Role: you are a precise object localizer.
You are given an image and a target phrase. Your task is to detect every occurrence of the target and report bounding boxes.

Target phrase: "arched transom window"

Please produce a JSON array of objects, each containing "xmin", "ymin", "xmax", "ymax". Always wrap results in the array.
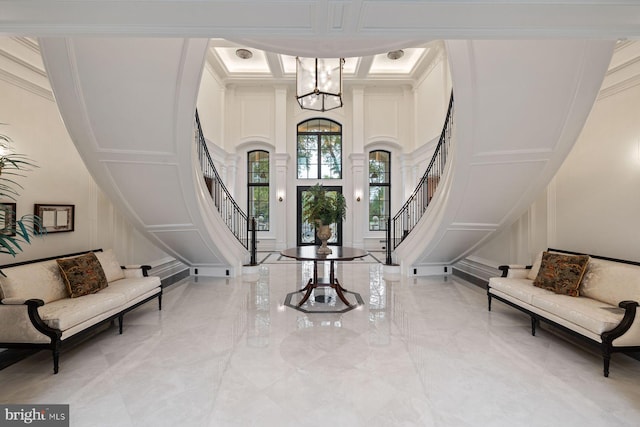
[{"xmin": 297, "ymin": 118, "xmax": 342, "ymax": 179}]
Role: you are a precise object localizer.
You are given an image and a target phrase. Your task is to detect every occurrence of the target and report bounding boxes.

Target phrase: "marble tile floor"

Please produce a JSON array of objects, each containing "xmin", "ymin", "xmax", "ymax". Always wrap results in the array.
[{"xmin": 1, "ymin": 262, "xmax": 640, "ymax": 427}]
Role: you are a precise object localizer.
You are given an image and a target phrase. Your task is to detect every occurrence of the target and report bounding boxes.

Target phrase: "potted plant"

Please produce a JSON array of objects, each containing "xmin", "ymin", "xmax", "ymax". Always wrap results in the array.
[
  {"xmin": 0, "ymin": 127, "xmax": 43, "ymax": 258},
  {"xmin": 302, "ymin": 184, "xmax": 346, "ymax": 254}
]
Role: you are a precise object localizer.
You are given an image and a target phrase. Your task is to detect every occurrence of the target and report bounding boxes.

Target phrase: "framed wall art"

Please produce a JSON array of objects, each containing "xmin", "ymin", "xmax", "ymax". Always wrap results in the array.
[
  {"xmin": 0, "ymin": 202, "xmax": 17, "ymax": 236},
  {"xmin": 34, "ymin": 204, "xmax": 75, "ymax": 233}
]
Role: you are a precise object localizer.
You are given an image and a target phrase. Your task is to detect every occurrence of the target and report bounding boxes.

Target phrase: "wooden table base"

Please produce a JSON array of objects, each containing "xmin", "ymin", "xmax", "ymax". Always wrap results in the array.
[{"xmin": 297, "ymin": 277, "xmax": 352, "ymax": 307}]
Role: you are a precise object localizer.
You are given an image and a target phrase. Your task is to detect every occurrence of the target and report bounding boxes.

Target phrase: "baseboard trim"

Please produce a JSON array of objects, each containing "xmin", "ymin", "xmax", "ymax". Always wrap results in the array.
[
  {"xmin": 160, "ymin": 268, "xmax": 189, "ymax": 288},
  {"xmin": 452, "ymin": 267, "xmax": 488, "ymax": 290}
]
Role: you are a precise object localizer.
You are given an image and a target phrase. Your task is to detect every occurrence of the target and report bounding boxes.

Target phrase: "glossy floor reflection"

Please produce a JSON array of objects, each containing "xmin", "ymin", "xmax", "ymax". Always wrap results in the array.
[{"xmin": 1, "ymin": 262, "xmax": 640, "ymax": 426}]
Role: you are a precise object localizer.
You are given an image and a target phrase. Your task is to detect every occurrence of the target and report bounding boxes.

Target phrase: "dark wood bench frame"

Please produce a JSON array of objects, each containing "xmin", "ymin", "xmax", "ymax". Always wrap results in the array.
[
  {"xmin": 488, "ymin": 248, "xmax": 640, "ymax": 377},
  {"xmin": 0, "ymin": 249, "xmax": 162, "ymax": 374}
]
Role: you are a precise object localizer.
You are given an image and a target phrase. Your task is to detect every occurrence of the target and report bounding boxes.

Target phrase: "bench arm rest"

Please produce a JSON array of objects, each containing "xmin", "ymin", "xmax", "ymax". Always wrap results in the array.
[
  {"xmin": 498, "ymin": 264, "xmax": 532, "ymax": 279},
  {"xmin": 121, "ymin": 265, "xmax": 152, "ymax": 278},
  {"xmin": 604, "ymin": 300, "xmax": 640, "ymax": 347},
  {"xmin": 1, "ymin": 298, "xmax": 27, "ymax": 305},
  {"xmin": 0, "ymin": 299, "xmax": 59, "ymax": 344}
]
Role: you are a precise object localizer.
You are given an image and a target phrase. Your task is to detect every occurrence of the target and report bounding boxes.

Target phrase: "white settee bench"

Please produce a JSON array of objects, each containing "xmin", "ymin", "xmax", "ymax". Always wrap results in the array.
[
  {"xmin": 488, "ymin": 248, "xmax": 640, "ymax": 377},
  {"xmin": 0, "ymin": 249, "xmax": 162, "ymax": 373}
]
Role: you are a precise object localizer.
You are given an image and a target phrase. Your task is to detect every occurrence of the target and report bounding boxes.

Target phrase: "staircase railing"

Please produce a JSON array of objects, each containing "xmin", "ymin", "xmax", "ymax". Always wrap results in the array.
[
  {"xmin": 195, "ymin": 111, "xmax": 253, "ymax": 254},
  {"xmin": 386, "ymin": 92, "xmax": 454, "ymax": 264}
]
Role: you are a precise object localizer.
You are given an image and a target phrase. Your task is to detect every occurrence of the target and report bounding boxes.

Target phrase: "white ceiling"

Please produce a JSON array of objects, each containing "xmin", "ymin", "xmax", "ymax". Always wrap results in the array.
[
  {"xmin": 3, "ymin": 1, "xmax": 640, "ymax": 93},
  {"xmin": 2, "ymin": 1, "xmax": 640, "ymax": 57}
]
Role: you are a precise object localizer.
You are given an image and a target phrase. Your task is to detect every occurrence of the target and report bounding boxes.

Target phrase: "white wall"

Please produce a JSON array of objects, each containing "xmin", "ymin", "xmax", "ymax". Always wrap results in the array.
[
  {"xmin": 415, "ymin": 57, "xmax": 451, "ymax": 149},
  {"xmin": 197, "ymin": 62, "xmax": 225, "ymax": 147},
  {"xmin": 0, "ymin": 77, "xmax": 169, "ymax": 267},
  {"xmin": 553, "ymin": 82, "xmax": 640, "ymax": 260},
  {"xmin": 471, "ymin": 42, "xmax": 640, "ymax": 267}
]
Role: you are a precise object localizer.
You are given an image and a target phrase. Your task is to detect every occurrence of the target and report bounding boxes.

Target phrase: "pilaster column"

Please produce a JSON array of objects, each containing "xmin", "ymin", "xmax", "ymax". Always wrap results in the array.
[
  {"xmin": 401, "ymin": 153, "xmax": 416, "ymax": 201},
  {"xmin": 224, "ymin": 84, "xmax": 236, "ymax": 152},
  {"xmin": 350, "ymin": 86, "xmax": 365, "ymax": 247},
  {"xmin": 224, "ymin": 153, "xmax": 238, "ymax": 196},
  {"xmin": 274, "ymin": 86, "xmax": 287, "ymax": 153},
  {"xmin": 274, "ymin": 153, "xmax": 290, "ymax": 249},
  {"xmin": 273, "ymin": 86, "xmax": 289, "ymax": 249},
  {"xmin": 350, "ymin": 153, "xmax": 365, "ymax": 248},
  {"xmin": 351, "ymin": 86, "xmax": 364, "ymax": 154}
]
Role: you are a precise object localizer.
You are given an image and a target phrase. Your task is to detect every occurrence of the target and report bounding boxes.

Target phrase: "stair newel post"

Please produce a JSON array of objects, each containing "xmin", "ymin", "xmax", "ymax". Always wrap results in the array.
[
  {"xmin": 250, "ymin": 216, "xmax": 257, "ymax": 266},
  {"xmin": 386, "ymin": 217, "xmax": 393, "ymax": 265}
]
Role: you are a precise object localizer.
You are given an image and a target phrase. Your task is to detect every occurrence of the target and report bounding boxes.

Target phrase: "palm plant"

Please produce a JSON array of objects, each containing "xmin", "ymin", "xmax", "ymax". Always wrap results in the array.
[{"xmin": 0, "ymin": 128, "xmax": 43, "ymax": 257}]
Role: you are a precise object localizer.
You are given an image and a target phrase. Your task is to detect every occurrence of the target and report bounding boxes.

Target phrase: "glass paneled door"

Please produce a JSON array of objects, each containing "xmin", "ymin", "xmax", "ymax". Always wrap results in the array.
[{"xmin": 297, "ymin": 186, "xmax": 343, "ymax": 247}]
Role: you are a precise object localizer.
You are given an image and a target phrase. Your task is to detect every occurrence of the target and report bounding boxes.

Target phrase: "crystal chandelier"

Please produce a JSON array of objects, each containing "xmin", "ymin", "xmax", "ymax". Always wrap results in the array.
[{"xmin": 296, "ymin": 57, "xmax": 344, "ymax": 112}]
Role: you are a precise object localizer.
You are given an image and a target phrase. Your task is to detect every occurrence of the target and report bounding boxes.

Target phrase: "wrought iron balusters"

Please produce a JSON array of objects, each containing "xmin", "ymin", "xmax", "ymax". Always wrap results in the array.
[{"xmin": 387, "ymin": 92, "xmax": 454, "ymax": 262}]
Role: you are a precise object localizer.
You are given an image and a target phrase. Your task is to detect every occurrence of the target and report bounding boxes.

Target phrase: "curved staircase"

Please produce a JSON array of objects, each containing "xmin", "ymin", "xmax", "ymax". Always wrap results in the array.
[
  {"xmin": 394, "ymin": 40, "xmax": 615, "ymax": 275},
  {"xmin": 39, "ymin": 38, "xmax": 249, "ymax": 276},
  {"xmin": 39, "ymin": 37, "xmax": 614, "ymax": 276}
]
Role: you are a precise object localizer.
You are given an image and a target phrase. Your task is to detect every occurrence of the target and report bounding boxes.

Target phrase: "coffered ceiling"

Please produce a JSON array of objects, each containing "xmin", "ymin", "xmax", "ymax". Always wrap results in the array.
[
  {"xmin": 0, "ymin": 35, "xmax": 442, "ymax": 98},
  {"xmin": 205, "ymin": 38, "xmax": 441, "ymax": 85}
]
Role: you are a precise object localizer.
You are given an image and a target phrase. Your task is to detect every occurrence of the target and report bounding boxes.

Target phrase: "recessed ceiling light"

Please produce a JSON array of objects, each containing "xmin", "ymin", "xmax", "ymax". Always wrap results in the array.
[
  {"xmin": 387, "ymin": 50, "xmax": 404, "ymax": 60},
  {"xmin": 235, "ymin": 48, "xmax": 253, "ymax": 60}
]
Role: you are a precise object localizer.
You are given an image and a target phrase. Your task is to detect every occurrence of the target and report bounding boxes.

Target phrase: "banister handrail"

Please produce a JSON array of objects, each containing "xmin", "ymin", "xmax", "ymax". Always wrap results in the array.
[
  {"xmin": 387, "ymin": 91, "xmax": 454, "ymax": 263},
  {"xmin": 195, "ymin": 111, "xmax": 250, "ymax": 251}
]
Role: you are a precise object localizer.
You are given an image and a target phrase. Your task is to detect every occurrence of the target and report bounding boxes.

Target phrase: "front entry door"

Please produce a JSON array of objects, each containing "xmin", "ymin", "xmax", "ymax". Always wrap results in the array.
[{"xmin": 297, "ymin": 186, "xmax": 343, "ymax": 247}]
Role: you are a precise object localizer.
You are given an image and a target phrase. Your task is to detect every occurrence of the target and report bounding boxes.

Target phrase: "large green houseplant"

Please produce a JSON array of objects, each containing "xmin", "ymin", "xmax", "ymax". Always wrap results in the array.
[
  {"xmin": 0, "ymin": 128, "xmax": 43, "ymax": 257},
  {"xmin": 302, "ymin": 184, "xmax": 346, "ymax": 254}
]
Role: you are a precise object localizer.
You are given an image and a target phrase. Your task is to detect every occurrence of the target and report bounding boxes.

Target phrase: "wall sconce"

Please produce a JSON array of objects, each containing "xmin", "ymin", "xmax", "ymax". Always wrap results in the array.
[
  {"xmin": 355, "ymin": 191, "xmax": 362, "ymax": 202},
  {"xmin": 277, "ymin": 191, "xmax": 285, "ymax": 202},
  {"xmin": 279, "ymin": 196, "xmax": 284, "ymax": 202}
]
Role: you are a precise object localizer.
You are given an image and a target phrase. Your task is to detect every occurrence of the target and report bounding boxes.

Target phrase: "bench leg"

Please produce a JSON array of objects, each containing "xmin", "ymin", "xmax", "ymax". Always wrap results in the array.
[
  {"xmin": 52, "ymin": 341, "xmax": 60, "ymax": 374},
  {"xmin": 531, "ymin": 316, "xmax": 537, "ymax": 336},
  {"xmin": 118, "ymin": 315, "xmax": 124, "ymax": 334},
  {"xmin": 487, "ymin": 293, "xmax": 492, "ymax": 311},
  {"xmin": 158, "ymin": 293, "xmax": 162, "ymax": 311},
  {"xmin": 602, "ymin": 344, "xmax": 611, "ymax": 377}
]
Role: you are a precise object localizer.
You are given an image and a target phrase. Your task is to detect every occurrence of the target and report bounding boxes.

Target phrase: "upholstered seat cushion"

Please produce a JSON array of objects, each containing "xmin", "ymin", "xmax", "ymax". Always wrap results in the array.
[
  {"xmin": 0, "ymin": 260, "xmax": 69, "ymax": 303},
  {"xmin": 531, "ymin": 294, "xmax": 624, "ymax": 335},
  {"xmin": 99, "ymin": 277, "xmax": 161, "ymax": 302},
  {"xmin": 489, "ymin": 277, "xmax": 552, "ymax": 305},
  {"xmin": 38, "ymin": 292, "xmax": 127, "ymax": 330}
]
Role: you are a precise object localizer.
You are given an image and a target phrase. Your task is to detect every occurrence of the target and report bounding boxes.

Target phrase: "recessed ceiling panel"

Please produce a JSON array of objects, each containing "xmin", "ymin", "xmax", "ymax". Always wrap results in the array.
[
  {"xmin": 105, "ymin": 162, "xmax": 193, "ymax": 226},
  {"xmin": 150, "ymin": 229, "xmax": 225, "ymax": 265},
  {"xmin": 415, "ymin": 229, "xmax": 493, "ymax": 265},
  {"xmin": 281, "ymin": 55, "xmax": 358, "ymax": 75},
  {"xmin": 71, "ymin": 38, "xmax": 183, "ymax": 154},
  {"xmin": 214, "ymin": 47, "xmax": 270, "ymax": 74},
  {"xmin": 454, "ymin": 161, "xmax": 546, "ymax": 225},
  {"xmin": 370, "ymin": 48, "xmax": 426, "ymax": 74}
]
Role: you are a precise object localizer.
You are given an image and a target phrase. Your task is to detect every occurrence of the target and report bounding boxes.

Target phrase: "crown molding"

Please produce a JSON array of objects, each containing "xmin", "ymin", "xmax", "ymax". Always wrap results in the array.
[
  {"xmin": 0, "ymin": 67, "xmax": 53, "ymax": 101},
  {"xmin": 598, "ymin": 73, "xmax": 640, "ymax": 100}
]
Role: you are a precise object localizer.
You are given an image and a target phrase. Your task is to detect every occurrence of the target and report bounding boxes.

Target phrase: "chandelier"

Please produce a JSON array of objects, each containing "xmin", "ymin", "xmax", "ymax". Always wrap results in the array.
[{"xmin": 296, "ymin": 57, "xmax": 344, "ymax": 112}]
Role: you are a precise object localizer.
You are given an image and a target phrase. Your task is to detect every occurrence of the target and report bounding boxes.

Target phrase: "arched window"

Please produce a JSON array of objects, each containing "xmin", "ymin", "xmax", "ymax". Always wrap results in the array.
[
  {"xmin": 248, "ymin": 150, "xmax": 269, "ymax": 231},
  {"xmin": 297, "ymin": 118, "xmax": 342, "ymax": 179},
  {"xmin": 369, "ymin": 150, "xmax": 390, "ymax": 231}
]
